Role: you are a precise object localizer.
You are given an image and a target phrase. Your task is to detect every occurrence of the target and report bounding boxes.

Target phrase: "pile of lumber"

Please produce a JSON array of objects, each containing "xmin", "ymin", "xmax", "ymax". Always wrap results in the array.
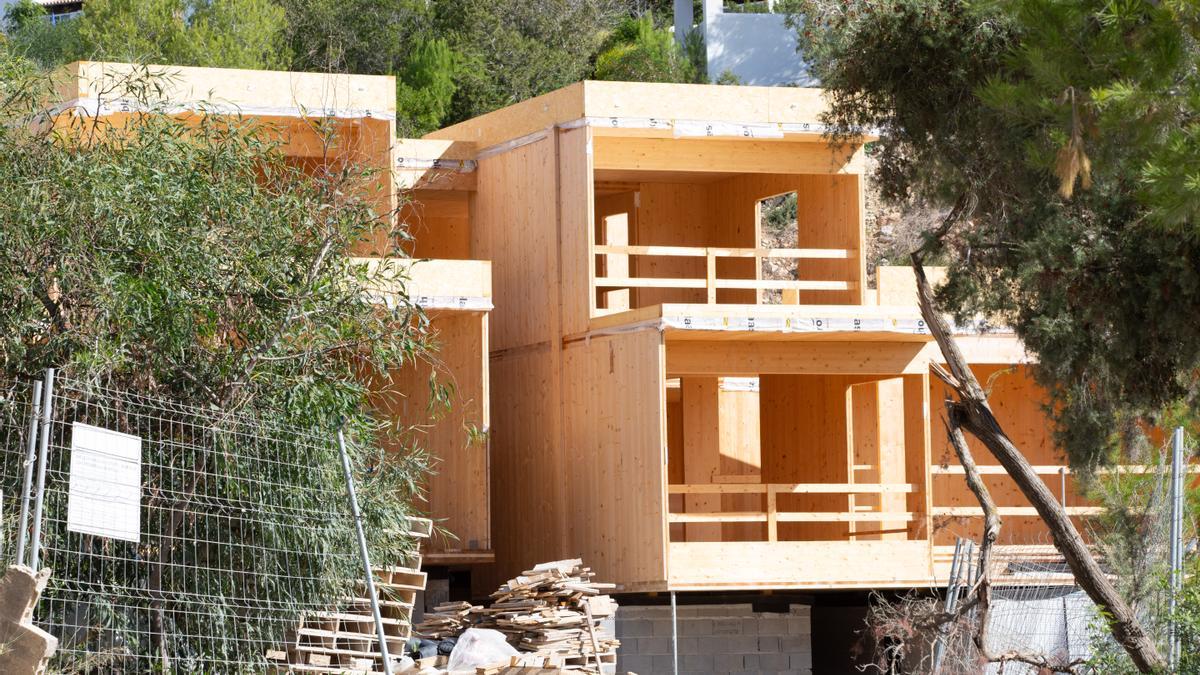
[
  {"xmin": 472, "ymin": 559, "xmax": 618, "ymax": 672},
  {"xmin": 414, "ymin": 601, "xmax": 480, "ymax": 639}
]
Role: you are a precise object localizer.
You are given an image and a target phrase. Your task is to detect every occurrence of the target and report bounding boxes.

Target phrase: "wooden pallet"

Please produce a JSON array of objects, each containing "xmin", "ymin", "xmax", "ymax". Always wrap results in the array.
[{"xmin": 269, "ymin": 518, "xmax": 431, "ymax": 674}]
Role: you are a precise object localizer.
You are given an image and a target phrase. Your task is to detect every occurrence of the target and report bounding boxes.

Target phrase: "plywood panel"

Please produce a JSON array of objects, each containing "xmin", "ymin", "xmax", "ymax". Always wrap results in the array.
[
  {"xmin": 470, "ymin": 137, "xmax": 560, "ymax": 351},
  {"xmin": 561, "ymin": 329, "xmax": 668, "ymax": 587}
]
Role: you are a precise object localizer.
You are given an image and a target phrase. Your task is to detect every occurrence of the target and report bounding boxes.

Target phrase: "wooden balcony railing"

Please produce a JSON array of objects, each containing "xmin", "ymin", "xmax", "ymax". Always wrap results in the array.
[
  {"xmin": 594, "ymin": 245, "xmax": 856, "ymax": 303},
  {"xmin": 667, "ymin": 482, "xmax": 914, "ymax": 542},
  {"xmin": 929, "ymin": 463, "xmax": 1200, "ymax": 519}
]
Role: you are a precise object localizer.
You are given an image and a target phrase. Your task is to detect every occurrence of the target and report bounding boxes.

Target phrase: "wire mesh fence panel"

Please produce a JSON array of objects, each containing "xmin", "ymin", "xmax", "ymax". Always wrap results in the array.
[
  {"xmin": 0, "ymin": 379, "xmax": 38, "ymax": 567},
  {"xmin": 18, "ymin": 374, "xmax": 373, "ymax": 674}
]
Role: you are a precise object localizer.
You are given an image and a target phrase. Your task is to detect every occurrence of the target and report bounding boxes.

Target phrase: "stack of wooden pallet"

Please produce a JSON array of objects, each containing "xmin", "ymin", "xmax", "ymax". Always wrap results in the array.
[
  {"xmin": 414, "ymin": 601, "xmax": 480, "ymax": 639},
  {"xmin": 267, "ymin": 517, "xmax": 433, "ymax": 674},
  {"xmin": 472, "ymin": 559, "xmax": 619, "ymax": 672}
]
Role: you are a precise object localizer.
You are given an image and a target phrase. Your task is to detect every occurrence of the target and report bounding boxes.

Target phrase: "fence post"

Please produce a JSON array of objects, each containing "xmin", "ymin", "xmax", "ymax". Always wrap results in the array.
[
  {"xmin": 1168, "ymin": 426, "xmax": 1184, "ymax": 670},
  {"xmin": 28, "ymin": 368, "xmax": 55, "ymax": 570},
  {"xmin": 14, "ymin": 379, "xmax": 42, "ymax": 566},
  {"xmin": 337, "ymin": 425, "xmax": 394, "ymax": 675}
]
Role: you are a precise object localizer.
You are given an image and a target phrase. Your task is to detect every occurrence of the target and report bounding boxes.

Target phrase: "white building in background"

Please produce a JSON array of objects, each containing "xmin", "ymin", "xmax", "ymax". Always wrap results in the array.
[{"xmin": 675, "ymin": 0, "xmax": 815, "ymax": 86}]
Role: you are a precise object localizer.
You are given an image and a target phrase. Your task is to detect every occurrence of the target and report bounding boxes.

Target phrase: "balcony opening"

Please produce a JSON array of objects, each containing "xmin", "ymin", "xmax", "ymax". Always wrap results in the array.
[
  {"xmin": 757, "ymin": 191, "xmax": 798, "ymax": 304},
  {"xmin": 665, "ymin": 373, "xmax": 923, "ymax": 545},
  {"xmin": 590, "ymin": 169, "xmax": 861, "ymax": 317}
]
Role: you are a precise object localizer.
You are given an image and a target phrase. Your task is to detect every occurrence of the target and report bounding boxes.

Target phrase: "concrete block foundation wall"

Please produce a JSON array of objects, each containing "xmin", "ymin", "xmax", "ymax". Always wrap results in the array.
[{"xmin": 614, "ymin": 602, "xmax": 812, "ymax": 674}]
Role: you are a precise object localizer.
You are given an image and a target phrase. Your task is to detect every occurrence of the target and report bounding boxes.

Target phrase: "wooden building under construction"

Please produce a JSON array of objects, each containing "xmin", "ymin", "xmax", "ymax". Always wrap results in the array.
[
  {"xmin": 412, "ymin": 80, "xmax": 1102, "ymax": 594},
  {"xmin": 50, "ymin": 61, "xmax": 1141, "ymax": 670}
]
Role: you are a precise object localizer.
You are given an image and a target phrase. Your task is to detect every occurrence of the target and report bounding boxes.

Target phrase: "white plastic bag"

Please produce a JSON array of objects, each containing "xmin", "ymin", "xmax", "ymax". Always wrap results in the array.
[{"xmin": 445, "ymin": 628, "xmax": 519, "ymax": 671}]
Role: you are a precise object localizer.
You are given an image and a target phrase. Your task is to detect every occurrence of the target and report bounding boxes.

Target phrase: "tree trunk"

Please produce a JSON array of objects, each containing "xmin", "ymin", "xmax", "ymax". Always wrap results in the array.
[{"xmin": 911, "ymin": 255, "xmax": 1166, "ymax": 673}]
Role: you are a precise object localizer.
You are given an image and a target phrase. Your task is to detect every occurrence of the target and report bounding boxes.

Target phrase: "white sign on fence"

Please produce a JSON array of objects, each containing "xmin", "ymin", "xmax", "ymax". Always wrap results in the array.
[{"xmin": 67, "ymin": 422, "xmax": 142, "ymax": 542}]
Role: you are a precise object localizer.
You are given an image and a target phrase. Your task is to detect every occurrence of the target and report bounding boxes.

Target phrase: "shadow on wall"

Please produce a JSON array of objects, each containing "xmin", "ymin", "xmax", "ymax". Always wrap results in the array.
[{"xmin": 705, "ymin": 13, "xmax": 816, "ymax": 86}]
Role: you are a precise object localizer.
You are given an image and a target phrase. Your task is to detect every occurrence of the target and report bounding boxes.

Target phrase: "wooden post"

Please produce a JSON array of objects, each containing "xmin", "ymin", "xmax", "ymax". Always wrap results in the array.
[
  {"xmin": 766, "ymin": 485, "xmax": 778, "ymax": 542},
  {"xmin": 705, "ymin": 249, "xmax": 717, "ymax": 304}
]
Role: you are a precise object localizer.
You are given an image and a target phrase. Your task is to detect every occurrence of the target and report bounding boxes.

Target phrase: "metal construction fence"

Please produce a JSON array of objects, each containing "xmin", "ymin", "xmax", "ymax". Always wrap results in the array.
[{"xmin": 0, "ymin": 370, "xmax": 394, "ymax": 673}]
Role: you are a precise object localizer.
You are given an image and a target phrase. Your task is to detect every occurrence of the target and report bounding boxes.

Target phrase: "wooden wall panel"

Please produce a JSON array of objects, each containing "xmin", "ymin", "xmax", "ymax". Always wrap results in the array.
[
  {"xmin": 481, "ymin": 346, "xmax": 567, "ymax": 593},
  {"xmin": 594, "ymin": 191, "xmax": 636, "ymax": 311},
  {"xmin": 760, "ymin": 375, "xmax": 874, "ymax": 540},
  {"xmin": 681, "ymin": 378, "xmax": 723, "ymax": 541},
  {"xmin": 400, "ymin": 190, "xmax": 471, "ymax": 259},
  {"xmin": 929, "ymin": 365, "xmax": 1072, "ymax": 546},
  {"xmin": 904, "ymin": 373, "xmax": 933, "ymax": 542},
  {"xmin": 371, "ymin": 312, "xmax": 490, "ymax": 555},
  {"xmin": 718, "ymin": 387, "xmax": 764, "ymax": 541},
  {"xmin": 470, "ymin": 137, "xmax": 560, "ymax": 351},
  {"xmin": 561, "ymin": 329, "xmax": 669, "ymax": 588},
  {"xmin": 631, "ymin": 183, "xmax": 710, "ymax": 305},
  {"xmin": 557, "ymin": 127, "xmax": 594, "ymax": 338},
  {"xmin": 795, "ymin": 174, "xmax": 862, "ymax": 305},
  {"xmin": 877, "ymin": 378, "xmax": 910, "ymax": 540}
]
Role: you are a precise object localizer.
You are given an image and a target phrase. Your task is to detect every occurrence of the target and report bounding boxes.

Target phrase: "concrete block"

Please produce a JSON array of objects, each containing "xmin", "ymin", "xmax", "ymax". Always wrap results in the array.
[
  {"xmin": 723, "ymin": 636, "xmax": 760, "ymax": 653},
  {"xmin": 789, "ymin": 604, "xmax": 812, "ymax": 616},
  {"xmin": 713, "ymin": 653, "xmax": 745, "ymax": 671},
  {"xmin": 619, "ymin": 654, "xmax": 653, "ymax": 674},
  {"xmin": 620, "ymin": 605, "xmax": 672, "ymax": 620},
  {"xmin": 757, "ymin": 635, "xmax": 781, "ymax": 653},
  {"xmin": 619, "ymin": 619, "xmax": 655, "ymax": 638},
  {"xmin": 652, "ymin": 619, "xmax": 677, "ymax": 637},
  {"xmin": 758, "ymin": 617, "xmax": 791, "ymax": 635},
  {"xmin": 791, "ymin": 652, "xmax": 814, "ymax": 670},
  {"xmin": 681, "ymin": 654, "xmax": 713, "ymax": 671},
  {"xmin": 680, "ymin": 619, "xmax": 713, "ymax": 636},
  {"xmin": 638, "ymin": 637, "xmax": 671, "ymax": 655},
  {"xmin": 712, "ymin": 617, "xmax": 742, "ymax": 635},
  {"xmin": 696, "ymin": 637, "xmax": 729, "ymax": 655},
  {"xmin": 781, "ymin": 636, "xmax": 811, "ymax": 652},
  {"xmin": 741, "ymin": 654, "xmax": 759, "ymax": 670},
  {"xmin": 678, "ymin": 637, "xmax": 700, "ymax": 653},
  {"xmin": 787, "ymin": 616, "xmax": 812, "ymax": 635},
  {"xmin": 652, "ymin": 654, "xmax": 676, "ymax": 672},
  {"xmin": 759, "ymin": 652, "xmax": 791, "ymax": 670}
]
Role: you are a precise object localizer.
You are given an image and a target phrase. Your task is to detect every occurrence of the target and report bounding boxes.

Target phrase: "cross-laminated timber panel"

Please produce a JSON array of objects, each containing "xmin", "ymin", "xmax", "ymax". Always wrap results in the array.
[
  {"xmin": 424, "ymin": 81, "xmax": 832, "ymax": 149},
  {"xmin": 369, "ymin": 310, "xmax": 491, "ymax": 561},
  {"xmin": 560, "ymin": 328, "xmax": 670, "ymax": 589}
]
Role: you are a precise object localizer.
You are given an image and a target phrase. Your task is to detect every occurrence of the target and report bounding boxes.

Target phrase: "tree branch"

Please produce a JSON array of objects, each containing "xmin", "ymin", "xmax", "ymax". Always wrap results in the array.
[{"xmin": 911, "ymin": 254, "xmax": 1166, "ymax": 672}]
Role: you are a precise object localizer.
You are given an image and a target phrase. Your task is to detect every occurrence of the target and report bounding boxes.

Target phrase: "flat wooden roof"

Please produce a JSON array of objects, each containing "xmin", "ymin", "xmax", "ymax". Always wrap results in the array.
[
  {"xmin": 55, "ymin": 61, "xmax": 396, "ymax": 118},
  {"xmin": 424, "ymin": 80, "xmax": 839, "ymax": 148}
]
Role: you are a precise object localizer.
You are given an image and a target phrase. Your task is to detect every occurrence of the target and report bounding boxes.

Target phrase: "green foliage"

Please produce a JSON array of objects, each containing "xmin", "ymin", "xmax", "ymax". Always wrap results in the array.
[
  {"xmin": 594, "ymin": 14, "xmax": 699, "ymax": 83},
  {"xmin": 785, "ymin": 0, "xmax": 1200, "ymax": 470},
  {"xmin": 0, "ymin": 49, "xmax": 433, "ymax": 664},
  {"xmin": 276, "ymin": 0, "xmax": 429, "ymax": 74},
  {"xmin": 432, "ymin": 0, "xmax": 626, "ymax": 123},
  {"xmin": 2, "ymin": 0, "xmax": 84, "ymax": 68},
  {"xmin": 4, "ymin": 0, "xmax": 288, "ymax": 69},
  {"xmin": 395, "ymin": 37, "xmax": 457, "ymax": 136}
]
